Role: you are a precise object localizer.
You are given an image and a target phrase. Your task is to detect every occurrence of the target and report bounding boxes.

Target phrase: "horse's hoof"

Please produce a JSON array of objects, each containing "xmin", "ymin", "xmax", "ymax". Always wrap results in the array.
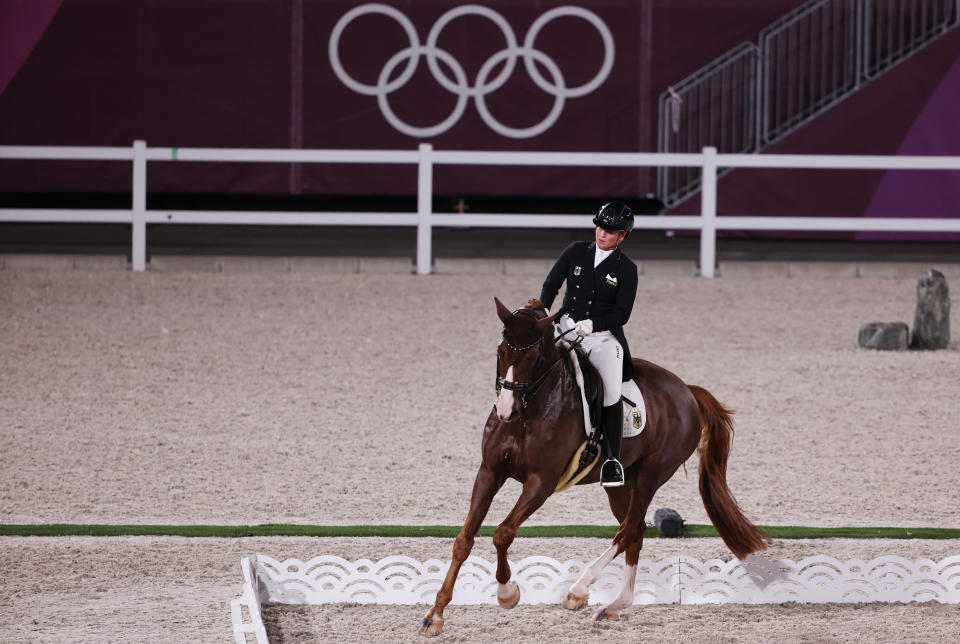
[
  {"xmin": 419, "ymin": 616, "xmax": 444, "ymax": 637},
  {"xmin": 497, "ymin": 581, "xmax": 521, "ymax": 609},
  {"xmin": 592, "ymin": 608, "xmax": 620, "ymax": 623},
  {"xmin": 562, "ymin": 592, "xmax": 589, "ymax": 611}
]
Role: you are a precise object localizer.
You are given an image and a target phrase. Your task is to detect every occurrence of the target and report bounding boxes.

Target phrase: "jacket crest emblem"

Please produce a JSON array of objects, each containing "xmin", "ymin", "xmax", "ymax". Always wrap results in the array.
[{"xmin": 573, "ymin": 266, "xmax": 582, "ymax": 276}]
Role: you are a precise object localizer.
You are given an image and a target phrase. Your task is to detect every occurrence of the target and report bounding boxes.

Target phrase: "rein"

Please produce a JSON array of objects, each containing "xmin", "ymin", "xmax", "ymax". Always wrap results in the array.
[{"xmin": 497, "ymin": 326, "xmax": 583, "ymax": 408}]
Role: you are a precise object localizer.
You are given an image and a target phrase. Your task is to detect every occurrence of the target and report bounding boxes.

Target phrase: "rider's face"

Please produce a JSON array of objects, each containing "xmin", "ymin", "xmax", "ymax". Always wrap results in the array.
[{"xmin": 595, "ymin": 227, "xmax": 625, "ymax": 251}]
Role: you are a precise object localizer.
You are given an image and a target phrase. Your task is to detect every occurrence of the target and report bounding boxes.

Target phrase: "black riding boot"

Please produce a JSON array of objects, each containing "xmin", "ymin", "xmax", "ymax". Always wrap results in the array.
[{"xmin": 600, "ymin": 401, "xmax": 625, "ymax": 487}]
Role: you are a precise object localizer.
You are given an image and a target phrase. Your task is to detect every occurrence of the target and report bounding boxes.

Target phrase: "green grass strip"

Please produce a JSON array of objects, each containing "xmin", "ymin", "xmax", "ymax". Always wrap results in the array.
[{"xmin": 2, "ymin": 524, "xmax": 960, "ymax": 539}]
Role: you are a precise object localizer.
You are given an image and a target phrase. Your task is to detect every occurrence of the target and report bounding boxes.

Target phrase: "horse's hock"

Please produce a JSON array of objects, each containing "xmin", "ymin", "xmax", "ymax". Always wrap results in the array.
[{"xmin": 910, "ymin": 268, "xmax": 951, "ymax": 350}]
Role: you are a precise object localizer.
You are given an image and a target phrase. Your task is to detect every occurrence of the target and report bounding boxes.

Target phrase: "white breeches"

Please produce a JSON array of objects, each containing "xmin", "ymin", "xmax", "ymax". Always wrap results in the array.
[{"xmin": 557, "ymin": 314, "xmax": 623, "ymax": 406}]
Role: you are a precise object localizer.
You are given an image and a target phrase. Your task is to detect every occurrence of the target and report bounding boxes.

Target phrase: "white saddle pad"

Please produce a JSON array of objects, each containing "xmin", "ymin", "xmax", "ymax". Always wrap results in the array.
[
  {"xmin": 560, "ymin": 339, "xmax": 646, "ymax": 438},
  {"xmin": 621, "ymin": 379, "xmax": 646, "ymax": 438}
]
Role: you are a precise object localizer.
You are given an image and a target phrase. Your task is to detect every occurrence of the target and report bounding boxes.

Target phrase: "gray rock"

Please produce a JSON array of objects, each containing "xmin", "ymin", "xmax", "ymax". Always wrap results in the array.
[
  {"xmin": 653, "ymin": 507, "xmax": 684, "ymax": 537},
  {"xmin": 910, "ymin": 269, "xmax": 951, "ymax": 350},
  {"xmin": 858, "ymin": 322, "xmax": 909, "ymax": 351}
]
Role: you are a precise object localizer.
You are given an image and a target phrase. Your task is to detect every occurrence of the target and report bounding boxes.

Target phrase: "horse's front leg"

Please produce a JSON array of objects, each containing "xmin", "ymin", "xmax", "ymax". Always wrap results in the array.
[
  {"xmin": 420, "ymin": 465, "xmax": 502, "ymax": 637},
  {"xmin": 593, "ymin": 475, "xmax": 656, "ymax": 623},
  {"xmin": 493, "ymin": 474, "xmax": 554, "ymax": 610}
]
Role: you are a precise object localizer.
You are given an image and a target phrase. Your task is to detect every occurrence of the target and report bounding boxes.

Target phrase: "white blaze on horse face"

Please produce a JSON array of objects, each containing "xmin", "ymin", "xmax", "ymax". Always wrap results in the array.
[{"xmin": 496, "ymin": 365, "xmax": 516, "ymax": 420}]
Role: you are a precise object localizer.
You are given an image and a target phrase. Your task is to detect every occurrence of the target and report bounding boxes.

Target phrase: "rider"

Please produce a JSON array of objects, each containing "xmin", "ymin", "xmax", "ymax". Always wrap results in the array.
[{"xmin": 539, "ymin": 201, "xmax": 638, "ymax": 487}]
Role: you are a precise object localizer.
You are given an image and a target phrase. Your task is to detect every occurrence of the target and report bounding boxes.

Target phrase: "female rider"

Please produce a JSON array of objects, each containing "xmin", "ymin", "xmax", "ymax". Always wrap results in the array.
[{"xmin": 539, "ymin": 201, "xmax": 638, "ymax": 487}]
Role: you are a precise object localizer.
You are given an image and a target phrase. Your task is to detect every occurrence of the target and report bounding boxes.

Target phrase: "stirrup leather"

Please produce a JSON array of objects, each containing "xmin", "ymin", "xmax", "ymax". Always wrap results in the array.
[{"xmin": 600, "ymin": 458, "xmax": 625, "ymax": 487}]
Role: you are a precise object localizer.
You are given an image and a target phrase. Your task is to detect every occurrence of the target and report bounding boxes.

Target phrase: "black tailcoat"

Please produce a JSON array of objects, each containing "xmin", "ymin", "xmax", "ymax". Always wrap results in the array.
[{"xmin": 539, "ymin": 241, "xmax": 638, "ymax": 381}]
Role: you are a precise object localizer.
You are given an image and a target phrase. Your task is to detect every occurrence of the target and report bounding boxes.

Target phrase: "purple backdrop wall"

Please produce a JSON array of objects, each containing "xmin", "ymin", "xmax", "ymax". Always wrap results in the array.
[
  {"xmin": 0, "ymin": 0, "xmax": 62, "ymax": 96},
  {"xmin": 0, "ymin": 0, "xmax": 797, "ymax": 198},
  {"xmin": 0, "ymin": 0, "xmax": 956, "ymax": 236}
]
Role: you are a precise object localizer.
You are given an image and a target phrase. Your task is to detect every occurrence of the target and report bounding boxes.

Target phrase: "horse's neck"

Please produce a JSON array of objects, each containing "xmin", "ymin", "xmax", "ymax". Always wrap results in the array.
[
  {"xmin": 541, "ymin": 332, "xmax": 561, "ymax": 364},
  {"xmin": 542, "ymin": 336, "xmax": 578, "ymax": 393}
]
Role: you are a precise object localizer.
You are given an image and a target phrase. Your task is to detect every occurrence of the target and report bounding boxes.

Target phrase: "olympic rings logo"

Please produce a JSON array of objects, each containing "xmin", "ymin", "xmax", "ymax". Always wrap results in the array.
[{"xmin": 329, "ymin": 4, "xmax": 615, "ymax": 139}]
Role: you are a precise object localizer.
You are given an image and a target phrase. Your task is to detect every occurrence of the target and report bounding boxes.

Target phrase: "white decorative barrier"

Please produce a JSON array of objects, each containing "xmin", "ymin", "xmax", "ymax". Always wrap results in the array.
[
  {"xmin": 231, "ymin": 557, "xmax": 268, "ymax": 644},
  {"xmin": 232, "ymin": 553, "xmax": 960, "ymax": 641}
]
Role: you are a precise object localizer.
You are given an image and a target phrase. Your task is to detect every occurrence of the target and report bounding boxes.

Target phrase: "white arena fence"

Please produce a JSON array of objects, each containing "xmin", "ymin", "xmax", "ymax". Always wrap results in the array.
[
  {"xmin": 231, "ymin": 553, "xmax": 960, "ymax": 643},
  {"xmin": 2, "ymin": 142, "xmax": 959, "ymax": 277}
]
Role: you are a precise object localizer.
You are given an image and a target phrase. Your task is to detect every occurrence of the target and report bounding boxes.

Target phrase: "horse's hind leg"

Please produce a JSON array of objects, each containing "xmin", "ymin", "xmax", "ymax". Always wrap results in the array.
[
  {"xmin": 561, "ymin": 485, "xmax": 632, "ymax": 611},
  {"xmin": 592, "ymin": 530, "xmax": 644, "ymax": 622},
  {"xmin": 421, "ymin": 465, "xmax": 502, "ymax": 637},
  {"xmin": 593, "ymin": 474, "xmax": 658, "ymax": 623},
  {"xmin": 493, "ymin": 474, "xmax": 554, "ymax": 610}
]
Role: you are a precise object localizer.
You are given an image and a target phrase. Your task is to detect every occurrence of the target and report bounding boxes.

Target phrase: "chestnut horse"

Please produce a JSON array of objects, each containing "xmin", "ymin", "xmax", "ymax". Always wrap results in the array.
[{"xmin": 420, "ymin": 298, "xmax": 766, "ymax": 636}]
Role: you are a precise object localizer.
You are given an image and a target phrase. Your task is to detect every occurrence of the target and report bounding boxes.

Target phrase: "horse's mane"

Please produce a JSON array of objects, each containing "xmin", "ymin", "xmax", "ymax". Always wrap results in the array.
[
  {"xmin": 507, "ymin": 299, "xmax": 547, "ymax": 327},
  {"xmin": 524, "ymin": 298, "xmax": 547, "ymax": 316}
]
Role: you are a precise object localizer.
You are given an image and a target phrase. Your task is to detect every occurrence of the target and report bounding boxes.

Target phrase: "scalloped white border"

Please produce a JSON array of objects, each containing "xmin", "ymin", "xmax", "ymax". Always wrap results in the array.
[
  {"xmin": 231, "ymin": 557, "xmax": 268, "ymax": 644},
  {"xmin": 232, "ymin": 554, "xmax": 960, "ymax": 642}
]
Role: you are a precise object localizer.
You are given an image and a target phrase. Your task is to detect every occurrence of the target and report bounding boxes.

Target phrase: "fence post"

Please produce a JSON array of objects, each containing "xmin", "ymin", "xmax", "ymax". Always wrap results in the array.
[
  {"xmin": 131, "ymin": 140, "xmax": 147, "ymax": 272},
  {"xmin": 699, "ymin": 146, "xmax": 717, "ymax": 278},
  {"xmin": 416, "ymin": 143, "xmax": 433, "ymax": 275},
  {"xmin": 755, "ymin": 40, "xmax": 765, "ymax": 149}
]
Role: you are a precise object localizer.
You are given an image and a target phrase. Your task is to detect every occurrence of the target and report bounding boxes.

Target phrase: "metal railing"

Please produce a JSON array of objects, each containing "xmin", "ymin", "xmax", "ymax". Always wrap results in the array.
[
  {"xmin": 658, "ymin": 0, "xmax": 960, "ymax": 206},
  {"xmin": 865, "ymin": 0, "xmax": 960, "ymax": 78},
  {"xmin": 2, "ymin": 142, "xmax": 960, "ymax": 278},
  {"xmin": 760, "ymin": 0, "xmax": 862, "ymax": 145},
  {"xmin": 657, "ymin": 43, "xmax": 761, "ymax": 206}
]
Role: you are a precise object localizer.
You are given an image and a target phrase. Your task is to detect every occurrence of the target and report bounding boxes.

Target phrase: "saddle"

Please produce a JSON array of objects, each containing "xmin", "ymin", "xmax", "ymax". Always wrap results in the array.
[
  {"xmin": 553, "ymin": 341, "xmax": 647, "ymax": 493},
  {"xmin": 566, "ymin": 343, "xmax": 646, "ymax": 439}
]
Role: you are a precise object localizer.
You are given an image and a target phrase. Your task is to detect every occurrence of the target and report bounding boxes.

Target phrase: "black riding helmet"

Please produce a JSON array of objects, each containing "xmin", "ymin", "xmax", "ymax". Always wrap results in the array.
[{"xmin": 592, "ymin": 201, "xmax": 635, "ymax": 237}]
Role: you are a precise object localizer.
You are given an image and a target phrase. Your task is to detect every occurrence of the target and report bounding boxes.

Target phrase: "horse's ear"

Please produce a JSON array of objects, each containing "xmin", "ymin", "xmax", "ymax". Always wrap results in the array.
[
  {"xmin": 494, "ymin": 297, "xmax": 513, "ymax": 323},
  {"xmin": 536, "ymin": 311, "xmax": 559, "ymax": 332}
]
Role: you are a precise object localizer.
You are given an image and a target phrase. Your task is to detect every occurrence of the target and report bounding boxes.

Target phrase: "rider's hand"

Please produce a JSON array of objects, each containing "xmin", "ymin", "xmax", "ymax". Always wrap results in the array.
[{"xmin": 575, "ymin": 319, "xmax": 593, "ymax": 337}]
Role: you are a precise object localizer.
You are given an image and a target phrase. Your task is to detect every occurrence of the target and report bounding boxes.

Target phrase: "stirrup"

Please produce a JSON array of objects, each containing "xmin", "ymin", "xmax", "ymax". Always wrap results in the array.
[{"xmin": 600, "ymin": 458, "xmax": 624, "ymax": 488}]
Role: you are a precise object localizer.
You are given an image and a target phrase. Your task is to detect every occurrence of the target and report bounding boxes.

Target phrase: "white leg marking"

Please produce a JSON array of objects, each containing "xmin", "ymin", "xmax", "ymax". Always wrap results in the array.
[
  {"xmin": 569, "ymin": 544, "xmax": 619, "ymax": 597},
  {"xmin": 497, "ymin": 580, "xmax": 518, "ymax": 600},
  {"xmin": 604, "ymin": 562, "xmax": 637, "ymax": 615},
  {"xmin": 495, "ymin": 365, "xmax": 515, "ymax": 420}
]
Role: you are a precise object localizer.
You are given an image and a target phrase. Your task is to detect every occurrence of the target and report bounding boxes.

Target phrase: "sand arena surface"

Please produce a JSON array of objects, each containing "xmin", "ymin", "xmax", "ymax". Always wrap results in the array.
[{"xmin": 1, "ymin": 267, "xmax": 958, "ymax": 641}]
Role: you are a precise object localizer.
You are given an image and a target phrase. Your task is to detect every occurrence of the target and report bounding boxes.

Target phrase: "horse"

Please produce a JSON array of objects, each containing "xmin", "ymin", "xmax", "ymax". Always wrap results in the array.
[{"xmin": 419, "ymin": 297, "xmax": 767, "ymax": 636}]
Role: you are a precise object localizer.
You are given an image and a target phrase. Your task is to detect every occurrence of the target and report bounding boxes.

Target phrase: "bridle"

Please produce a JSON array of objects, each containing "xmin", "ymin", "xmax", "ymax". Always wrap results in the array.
[{"xmin": 496, "ymin": 314, "xmax": 583, "ymax": 408}]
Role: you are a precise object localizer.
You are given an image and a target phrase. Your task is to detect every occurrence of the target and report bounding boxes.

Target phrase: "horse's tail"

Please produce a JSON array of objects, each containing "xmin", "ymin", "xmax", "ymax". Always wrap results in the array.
[{"xmin": 689, "ymin": 384, "xmax": 767, "ymax": 559}]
